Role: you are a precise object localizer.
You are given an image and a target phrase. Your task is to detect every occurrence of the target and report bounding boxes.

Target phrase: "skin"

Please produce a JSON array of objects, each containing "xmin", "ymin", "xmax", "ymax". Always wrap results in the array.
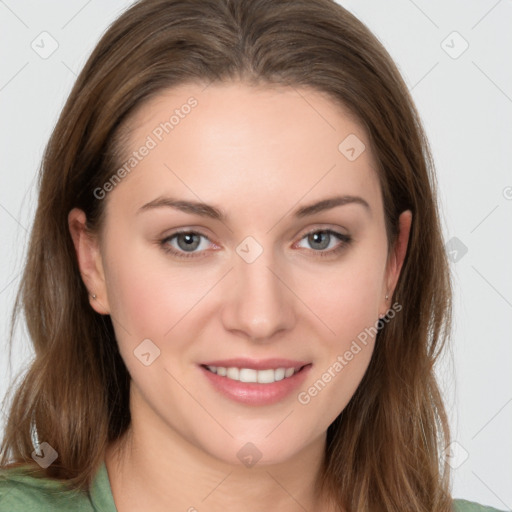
[{"xmin": 69, "ymin": 81, "xmax": 412, "ymax": 512}]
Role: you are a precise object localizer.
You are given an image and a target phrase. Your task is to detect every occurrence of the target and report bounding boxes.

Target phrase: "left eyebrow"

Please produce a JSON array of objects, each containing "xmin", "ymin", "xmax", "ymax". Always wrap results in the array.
[
  {"xmin": 294, "ymin": 195, "xmax": 371, "ymax": 217},
  {"xmin": 136, "ymin": 194, "xmax": 371, "ymax": 221}
]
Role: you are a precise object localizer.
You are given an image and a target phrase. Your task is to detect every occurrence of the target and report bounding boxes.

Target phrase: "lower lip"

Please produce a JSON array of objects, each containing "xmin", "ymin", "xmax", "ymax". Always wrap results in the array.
[{"xmin": 199, "ymin": 365, "xmax": 312, "ymax": 406}]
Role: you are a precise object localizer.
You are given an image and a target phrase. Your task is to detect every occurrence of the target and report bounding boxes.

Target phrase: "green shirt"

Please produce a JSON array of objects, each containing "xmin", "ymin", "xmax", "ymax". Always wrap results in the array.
[
  {"xmin": 0, "ymin": 460, "xmax": 507, "ymax": 511},
  {"xmin": 0, "ymin": 461, "xmax": 115, "ymax": 511}
]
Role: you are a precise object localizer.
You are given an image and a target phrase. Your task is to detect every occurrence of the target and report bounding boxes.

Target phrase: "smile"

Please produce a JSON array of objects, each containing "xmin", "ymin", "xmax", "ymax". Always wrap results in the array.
[
  {"xmin": 204, "ymin": 365, "xmax": 302, "ymax": 384},
  {"xmin": 199, "ymin": 359, "xmax": 312, "ymax": 406}
]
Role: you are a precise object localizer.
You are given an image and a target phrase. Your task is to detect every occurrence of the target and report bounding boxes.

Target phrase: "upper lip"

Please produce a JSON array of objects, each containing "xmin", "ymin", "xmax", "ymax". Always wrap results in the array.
[{"xmin": 200, "ymin": 358, "xmax": 310, "ymax": 370}]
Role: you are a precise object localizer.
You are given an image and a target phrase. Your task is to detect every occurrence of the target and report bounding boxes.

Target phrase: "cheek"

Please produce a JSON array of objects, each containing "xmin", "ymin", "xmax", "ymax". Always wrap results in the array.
[
  {"xmin": 103, "ymin": 225, "xmax": 387, "ymax": 348},
  {"xmin": 291, "ymin": 242, "xmax": 386, "ymax": 415},
  {"xmin": 102, "ymin": 250, "xmax": 211, "ymax": 395},
  {"xmin": 103, "ymin": 238, "xmax": 215, "ymax": 340},
  {"xmin": 296, "ymin": 250, "xmax": 386, "ymax": 342},
  {"xmin": 294, "ymin": 268, "xmax": 382, "ymax": 422},
  {"xmin": 296, "ymin": 343, "xmax": 374, "ymax": 429}
]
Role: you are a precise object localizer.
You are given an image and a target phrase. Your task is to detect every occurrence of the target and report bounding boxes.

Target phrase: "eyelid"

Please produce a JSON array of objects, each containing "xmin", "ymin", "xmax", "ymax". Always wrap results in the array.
[
  {"xmin": 294, "ymin": 223, "xmax": 349, "ymax": 240},
  {"xmin": 159, "ymin": 224, "xmax": 352, "ymax": 259}
]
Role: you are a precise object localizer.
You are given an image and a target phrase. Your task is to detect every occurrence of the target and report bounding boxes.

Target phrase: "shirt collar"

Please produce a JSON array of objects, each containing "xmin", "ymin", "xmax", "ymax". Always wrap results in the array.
[{"xmin": 89, "ymin": 460, "xmax": 118, "ymax": 512}]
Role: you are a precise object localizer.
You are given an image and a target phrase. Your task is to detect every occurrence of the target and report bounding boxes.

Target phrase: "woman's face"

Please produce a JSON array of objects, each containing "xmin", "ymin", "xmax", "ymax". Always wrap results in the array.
[{"xmin": 70, "ymin": 81, "xmax": 410, "ymax": 466}]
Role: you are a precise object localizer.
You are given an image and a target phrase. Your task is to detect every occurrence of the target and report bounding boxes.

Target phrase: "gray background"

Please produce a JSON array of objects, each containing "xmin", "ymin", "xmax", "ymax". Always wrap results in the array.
[{"xmin": 1, "ymin": 0, "xmax": 511, "ymax": 509}]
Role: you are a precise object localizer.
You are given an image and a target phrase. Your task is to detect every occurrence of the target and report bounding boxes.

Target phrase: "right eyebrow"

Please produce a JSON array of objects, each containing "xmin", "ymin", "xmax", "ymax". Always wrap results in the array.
[{"xmin": 137, "ymin": 197, "xmax": 226, "ymax": 221}]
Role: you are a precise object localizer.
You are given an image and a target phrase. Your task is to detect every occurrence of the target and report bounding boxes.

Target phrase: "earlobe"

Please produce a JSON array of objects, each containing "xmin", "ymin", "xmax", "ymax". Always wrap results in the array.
[
  {"xmin": 68, "ymin": 208, "xmax": 110, "ymax": 315},
  {"xmin": 378, "ymin": 210, "xmax": 413, "ymax": 318}
]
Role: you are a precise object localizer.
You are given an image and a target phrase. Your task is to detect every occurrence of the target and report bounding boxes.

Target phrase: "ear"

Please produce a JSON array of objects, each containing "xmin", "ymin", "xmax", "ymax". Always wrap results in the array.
[
  {"xmin": 379, "ymin": 210, "xmax": 412, "ymax": 316},
  {"xmin": 68, "ymin": 208, "xmax": 110, "ymax": 315}
]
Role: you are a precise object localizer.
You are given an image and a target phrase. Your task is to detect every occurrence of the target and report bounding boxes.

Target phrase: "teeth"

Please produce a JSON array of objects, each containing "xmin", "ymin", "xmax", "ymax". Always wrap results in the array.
[
  {"xmin": 257, "ymin": 369, "xmax": 275, "ymax": 384},
  {"xmin": 206, "ymin": 365, "xmax": 300, "ymax": 384},
  {"xmin": 284, "ymin": 367, "xmax": 294, "ymax": 378},
  {"xmin": 274, "ymin": 368, "xmax": 285, "ymax": 381},
  {"xmin": 226, "ymin": 367, "xmax": 239, "ymax": 380},
  {"xmin": 239, "ymin": 368, "xmax": 258, "ymax": 382}
]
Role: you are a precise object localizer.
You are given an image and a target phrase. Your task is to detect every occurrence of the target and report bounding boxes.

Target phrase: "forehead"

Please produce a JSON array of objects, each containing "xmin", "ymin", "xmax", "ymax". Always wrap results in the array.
[{"xmin": 108, "ymin": 81, "xmax": 382, "ymax": 221}]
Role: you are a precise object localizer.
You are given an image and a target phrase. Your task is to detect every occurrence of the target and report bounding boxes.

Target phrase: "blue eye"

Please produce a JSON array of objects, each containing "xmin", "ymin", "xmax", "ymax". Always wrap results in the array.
[
  {"xmin": 160, "ymin": 231, "xmax": 212, "ymax": 259},
  {"xmin": 296, "ymin": 229, "xmax": 352, "ymax": 257},
  {"xmin": 160, "ymin": 229, "xmax": 352, "ymax": 260}
]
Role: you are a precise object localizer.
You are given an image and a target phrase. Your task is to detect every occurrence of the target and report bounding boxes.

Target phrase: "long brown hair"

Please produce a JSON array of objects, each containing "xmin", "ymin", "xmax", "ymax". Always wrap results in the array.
[{"xmin": 0, "ymin": 0, "xmax": 453, "ymax": 510}]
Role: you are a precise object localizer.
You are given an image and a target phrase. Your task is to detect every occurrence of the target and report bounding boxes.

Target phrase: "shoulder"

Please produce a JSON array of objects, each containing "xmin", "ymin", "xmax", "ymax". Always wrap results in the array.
[
  {"xmin": 0, "ymin": 465, "xmax": 94, "ymax": 512},
  {"xmin": 453, "ymin": 498, "xmax": 508, "ymax": 512}
]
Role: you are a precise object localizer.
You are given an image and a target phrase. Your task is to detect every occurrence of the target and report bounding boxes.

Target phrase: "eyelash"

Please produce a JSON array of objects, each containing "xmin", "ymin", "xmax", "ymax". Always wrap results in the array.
[{"xmin": 159, "ymin": 228, "xmax": 352, "ymax": 260}]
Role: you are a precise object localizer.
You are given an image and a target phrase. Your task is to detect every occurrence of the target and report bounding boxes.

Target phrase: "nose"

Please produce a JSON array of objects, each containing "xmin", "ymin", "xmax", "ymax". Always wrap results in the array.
[{"xmin": 220, "ymin": 249, "xmax": 296, "ymax": 343}]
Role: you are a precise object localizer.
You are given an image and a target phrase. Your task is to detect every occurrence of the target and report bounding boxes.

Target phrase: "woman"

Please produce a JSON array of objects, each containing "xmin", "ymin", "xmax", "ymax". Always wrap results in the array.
[{"xmin": 0, "ymin": 0, "xmax": 504, "ymax": 511}]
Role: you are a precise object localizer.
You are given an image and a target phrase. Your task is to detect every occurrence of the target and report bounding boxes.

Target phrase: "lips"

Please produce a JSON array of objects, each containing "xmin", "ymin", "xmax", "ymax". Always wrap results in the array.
[
  {"xmin": 200, "ymin": 358, "xmax": 310, "ymax": 371},
  {"xmin": 198, "ymin": 358, "xmax": 312, "ymax": 406}
]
